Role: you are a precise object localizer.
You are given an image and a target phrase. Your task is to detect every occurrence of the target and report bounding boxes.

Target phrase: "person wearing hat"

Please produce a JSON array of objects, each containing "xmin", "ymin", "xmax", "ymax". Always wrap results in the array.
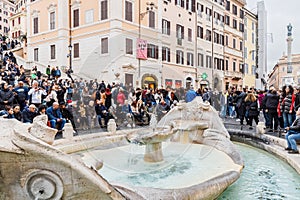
[
  {"xmin": 46, "ymin": 102, "xmax": 66, "ymax": 133},
  {"xmin": 22, "ymin": 104, "xmax": 38, "ymax": 123}
]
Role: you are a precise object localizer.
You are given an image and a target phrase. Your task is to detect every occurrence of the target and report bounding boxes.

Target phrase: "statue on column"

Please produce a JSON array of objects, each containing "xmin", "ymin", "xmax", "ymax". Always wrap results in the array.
[{"xmin": 287, "ymin": 23, "xmax": 293, "ymax": 36}]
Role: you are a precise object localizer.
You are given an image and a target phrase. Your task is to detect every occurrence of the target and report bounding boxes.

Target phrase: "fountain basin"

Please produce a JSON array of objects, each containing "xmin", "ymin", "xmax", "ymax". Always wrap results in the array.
[{"xmin": 77, "ymin": 142, "xmax": 243, "ymax": 199}]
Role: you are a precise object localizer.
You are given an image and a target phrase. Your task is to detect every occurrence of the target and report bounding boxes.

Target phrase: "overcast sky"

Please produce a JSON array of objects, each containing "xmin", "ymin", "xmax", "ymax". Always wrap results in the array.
[{"xmin": 246, "ymin": 0, "xmax": 300, "ymax": 73}]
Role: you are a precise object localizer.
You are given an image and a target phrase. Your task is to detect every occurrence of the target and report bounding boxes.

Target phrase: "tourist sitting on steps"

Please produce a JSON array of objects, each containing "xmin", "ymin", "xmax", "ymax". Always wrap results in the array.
[
  {"xmin": 285, "ymin": 108, "xmax": 300, "ymax": 154},
  {"xmin": 46, "ymin": 102, "xmax": 66, "ymax": 134}
]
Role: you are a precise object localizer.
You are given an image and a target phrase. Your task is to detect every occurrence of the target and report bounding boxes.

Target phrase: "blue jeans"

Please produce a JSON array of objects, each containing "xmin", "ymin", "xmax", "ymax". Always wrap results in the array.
[
  {"xmin": 283, "ymin": 112, "xmax": 293, "ymax": 128},
  {"xmin": 220, "ymin": 104, "xmax": 227, "ymax": 118},
  {"xmin": 286, "ymin": 130, "xmax": 300, "ymax": 150},
  {"xmin": 228, "ymin": 106, "xmax": 234, "ymax": 117},
  {"xmin": 49, "ymin": 118, "xmax": 66, "ymax": 131},
  {"xmin": 263, "ymin": 109, "xmax": 270, "ymax": 127}
]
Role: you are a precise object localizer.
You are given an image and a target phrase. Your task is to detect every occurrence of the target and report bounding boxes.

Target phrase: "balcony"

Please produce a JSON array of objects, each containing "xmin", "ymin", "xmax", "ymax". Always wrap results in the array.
[
  {"xmin": 224, "ymin": 71, "xmax": 244, "ymax": 80},
  {"xmin": 224, "ymin": 46, "xmax": 243, "ymax": 58}
]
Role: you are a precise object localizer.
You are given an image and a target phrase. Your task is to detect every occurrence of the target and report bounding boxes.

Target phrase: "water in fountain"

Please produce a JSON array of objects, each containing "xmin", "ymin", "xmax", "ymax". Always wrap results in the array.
[{"xmin": 219, "ymin": 143, "xmax": 300, "ymax": 199}]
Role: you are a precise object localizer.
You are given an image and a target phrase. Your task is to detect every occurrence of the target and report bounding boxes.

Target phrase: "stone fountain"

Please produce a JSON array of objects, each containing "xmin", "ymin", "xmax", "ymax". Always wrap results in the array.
[{"xmin": 0, "ymin": 97, "xmax": 244, "ymax": 200}]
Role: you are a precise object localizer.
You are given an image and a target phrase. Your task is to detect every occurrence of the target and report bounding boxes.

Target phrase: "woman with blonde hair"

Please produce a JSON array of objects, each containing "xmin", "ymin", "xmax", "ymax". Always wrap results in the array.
[{"xmin": 245, "ymin": 92, "xmax": 260, "ymax": 130}]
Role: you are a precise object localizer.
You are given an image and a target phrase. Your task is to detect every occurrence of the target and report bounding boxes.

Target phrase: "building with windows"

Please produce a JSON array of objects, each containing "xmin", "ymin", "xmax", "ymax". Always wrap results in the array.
[
  {"xmin": 223, "ymin": 0, "xmax": 246, "ymax": 90},
  {"xmin": 24, "ymin": 0, "xmax": 256, "ymax": 91},
  {"xmin": 243, "ymin": 7, "xmax": 257, "ymax": 89},
  {"xmin": 0, "ymin": 0, "xmax": 15, "ymax": 36},
  {"xmin": 9, "ymin": 0, "xmax": 27, "ymax": 39},
  {"xmin": 269, "ymin": 54, "xmax": 300, "ymax": 89},
  {"xmin": 195, "ymin": 0, "xmax": 225, "ymax": 91}
]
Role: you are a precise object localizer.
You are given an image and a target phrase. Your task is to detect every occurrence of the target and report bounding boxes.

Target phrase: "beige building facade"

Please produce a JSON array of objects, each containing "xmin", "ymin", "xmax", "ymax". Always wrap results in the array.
[
  {"xmin": 224, "ymin": 0, "xmax": 245, "ymax": 90},
  {"xmin": 9, "ymin": 0, "xmax": 27, "ymax": 42},
  {"xmin": 269, "ymin": 54, "xmax": 300, "ymax": 90},
  {"xmin": 24, "ymin": 0, "xmax": 255, "ymax": 91},
  {"xmin": 243, "ymin": 7, "xmax": 257, "ymax": 89},
  {"xmin": 0, "ymin": 0, "xmax": 15, "ymax": 36}
]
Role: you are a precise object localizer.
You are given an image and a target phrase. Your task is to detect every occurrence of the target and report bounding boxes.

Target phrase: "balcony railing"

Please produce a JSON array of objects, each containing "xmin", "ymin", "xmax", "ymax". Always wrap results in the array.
[{"xmin": 224, "ymin": 70, "xmax": 244, "ymax": 79}]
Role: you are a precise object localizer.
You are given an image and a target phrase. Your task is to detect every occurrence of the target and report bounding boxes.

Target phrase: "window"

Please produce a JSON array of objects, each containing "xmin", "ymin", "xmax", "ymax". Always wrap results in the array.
[
  {"xmin": 73, "ymin": 9, "xmax": 79, "ymax": 27},
  {"xmin": 225, "ymin": 35, "xmax": 228, "ymax": 46},
  {"xmin": 232, "ymin": 4, "xmax": 237, "ymax": 15},
  {"xmin": 197, "ymin": 53, "xmax": 204, "ymax": 67},
  {"xmin": 240, "ymin": 9, "xmax": 244, "ymax": 19},
  {"xmin": 175, "ymin": 0, "xmax": 184, "ymax": 7},
  {"xmin": 206, "ymin": 30, "xmax": 211, "ymax": 41},
  {"xmin": 100, "ymin": 0, "xmax": 108, "ymax": 20},
  {"xmin": 239, "ymin": 23, "xmax": 244, "ymax": 32},
  {"xmin": 197, "ymin": 26, "xmax": 203, "ymax": 39},
  {"xmin": 34, "ymin": 48, "xmax": 39, "ymax": 61},
  {"xmin": 240, "ymin": 41, "xmax": 243, "ymax": 51},
  {"xmin": 187, "ymin": 52, "xmax": 194, "ymax": 66},
  {"xmin": 225, "ymin": 0, "xmax": 230, "ymax": 11},
  {"xmin": 188, "ymin": 28, "xmax": 192, "ymax": 42},
  {"xmin": 176, "ymin": 50, "xmax": 184, "ymax": 64},
  {"xmin": 233, "ymin": 38, "xmax": 236, "ymax": 48},
  {"xmin": 147, "ymin": 44, "xmax": 159, "ymax": 59},
  {"xmin": 244, "ymin": 63, "xmax": 248, "ymax": 74},
  {"xmin": 239, "ymin": 63, "xmax": 244, "ymax": 73},
  {"xmin": 125, "ymin": 1, "xmax": 132, "ymax": 22},
  {"xmin": 85, "ymin": 9, "xmax": 94, "ymax": 24},
  {"xmin": 214, "ymin": 32, "xmax": 219, "ymax": 43},
  {"xmin": 50, "ymin": 11, "xmax": 55, "ymax": 30},
  {"xmin": 149, "ymin": 11, "xmax": 155, "ymax": 28},
  {"xmin": 252, "ymin": 65, "xmax": 256, "ymax": 75},
  {"xmin": 252, "ymin": 51, "xmax": 255, "ymax": 61},
  {"xmin": 125, "ymin": 38, "xmax": 133, "ymax": 55},
  {"xmin": 252, "ymin": 32, "xmax": 255, "ymax": 44},
  {"xmin": 74, "ymin": 43, "xmax": 79, "ymax": 58},
  {"xmin": 233, "ymin": 19, "xmax": 237, "ymax": 29},
  {"xmin": 162, "ymin": 46, "xmax": 170, "ymax": 62},
  {"xmin": 225, "ymin": 15, "xmax": 230, "ymax": 26},
  {"xmin": 252, "ymin": 22, "xmax": 255, "ymax": 30},
  {"xmin": 162, "ymin": 19, "xmax": 170, "ymax": 35},
  {"xmin": 244, "ymin": 47, "xmax": 247, "ymax": 59},
  {"xmin": 50, "ymin": 45, "xmax": 55, "ymax": 60},
  {"xmin": 206, "ymin": 55, "xmax": 212, "ymax": 68},
  {"xmin": 233, "ymin": 61, "xmax": 236, "ymax": 71},
  {"xmin": 176, "ymin": 24, "xmax": 184, "ymax": 39},
  {"xmin": 33, "ymin": 17, "xmax": 38, "ymax": 34},
  {"xmin": 12, "ymin": 19, "xmax": 14, "ymax": 27},
  {"xmin": 220, "ymin": 34, "xmax": 224, "ymax": 45},
  {"xmin": 244, "ymin": 30, "xmax": 247, "ymax": 41},
  {"xmin": 101, "ymin": 37, "xmax": 108, "ymax": 54},
  {"xmin": 225, "ymin": 60, "xmax": 228, "ymax": 71}
]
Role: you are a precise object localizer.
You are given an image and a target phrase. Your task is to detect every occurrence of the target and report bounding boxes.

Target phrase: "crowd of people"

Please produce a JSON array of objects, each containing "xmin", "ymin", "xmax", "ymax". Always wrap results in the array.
[
  {"xmin": 217, "ymin": 85, "xmax": 300, "ymax": 154},
  {"xmin": 0, "ymin": 49, "xmax": 299, "ymax": 150}
]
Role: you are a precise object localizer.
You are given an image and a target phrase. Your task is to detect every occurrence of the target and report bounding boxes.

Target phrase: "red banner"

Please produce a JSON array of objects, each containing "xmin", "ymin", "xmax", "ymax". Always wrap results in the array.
[{"xmin": 136, "ymin": 38, "xmax": 147, "ymax": 59}]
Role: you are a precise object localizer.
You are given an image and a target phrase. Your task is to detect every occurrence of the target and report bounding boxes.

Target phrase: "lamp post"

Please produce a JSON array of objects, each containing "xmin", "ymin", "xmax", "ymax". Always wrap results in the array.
[
  {"xmin": 68, "ymin": 44, "xmax": 72, "ymax": 73},
  {"xmin": 138, "ymin": 1, "xmax": 156, "ymax": 86}
]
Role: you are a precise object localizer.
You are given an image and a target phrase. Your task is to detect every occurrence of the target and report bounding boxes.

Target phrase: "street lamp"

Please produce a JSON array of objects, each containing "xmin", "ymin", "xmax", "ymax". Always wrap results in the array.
[
  {"xmin": 138, "ymin": 1, "xmax": 156, "ymax": 86},
  {"xmin": 68, "ymin": 44, "xmax": 73, "ymax": 73}
]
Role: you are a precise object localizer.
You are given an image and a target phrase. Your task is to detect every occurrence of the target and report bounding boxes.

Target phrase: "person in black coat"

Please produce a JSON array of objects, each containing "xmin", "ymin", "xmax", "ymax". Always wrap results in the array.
[
  {"xmin": 235, "ymin": 89, "xmax": 247, "ymax": 125},
  {"xmin": 245, "ymin": 93, "xmax": 260, "ymax": 129},
  {"xmin": 22, "ymin": 104, "xmax": 38, "ymax": 123},
  {"xmin": 0, "ymin": 82, "xmax": 15, "ymax": 111},
  {"xmin": 60, "ymin": 102, "xmax": 77, "ymax": 134},
  {"xmin": 265, "ymin": 89, "xmax": 280, "ymax": 131}
]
